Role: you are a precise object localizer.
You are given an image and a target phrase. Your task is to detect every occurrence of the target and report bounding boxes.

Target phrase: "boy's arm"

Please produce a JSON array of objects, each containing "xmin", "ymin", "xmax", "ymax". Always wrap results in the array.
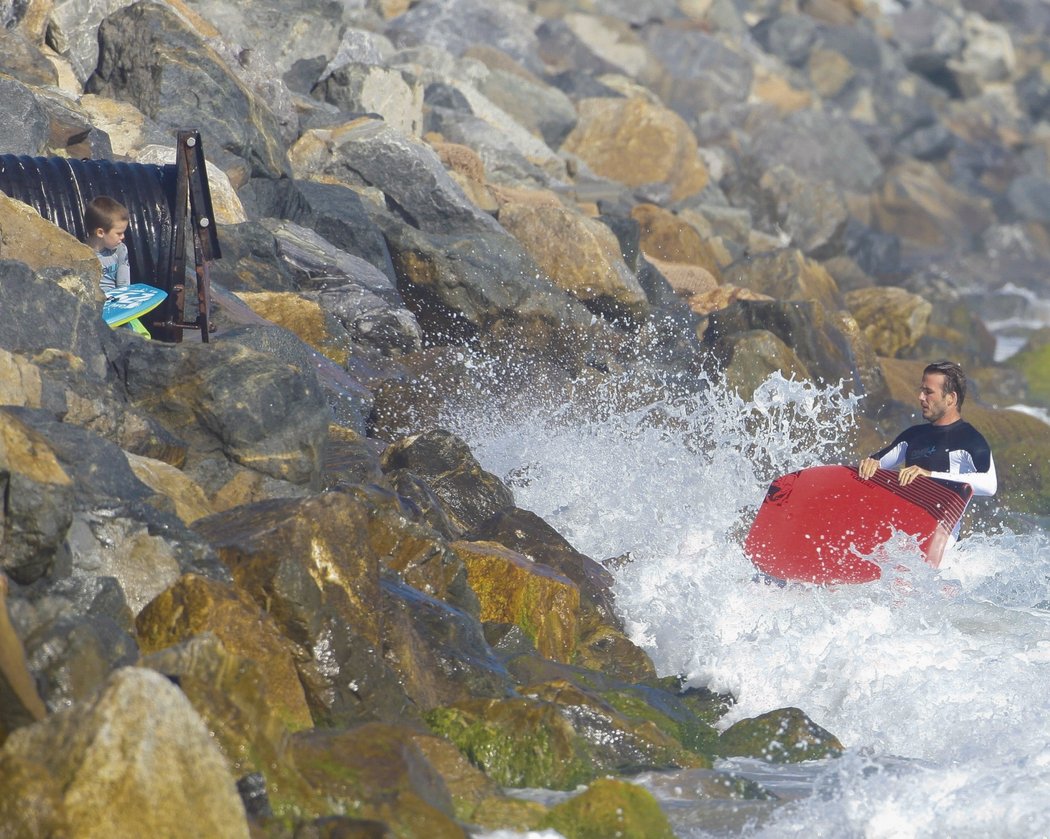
[{"xmin": 116, "ymin": 244, "xmax": 131, "ymax": 288}]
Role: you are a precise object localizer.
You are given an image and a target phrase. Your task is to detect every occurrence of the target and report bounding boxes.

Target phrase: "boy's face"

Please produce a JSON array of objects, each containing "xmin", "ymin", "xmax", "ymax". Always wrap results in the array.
[{"xmin": 96, "ymin": 219, "xmax": 128, "ymax": 250}]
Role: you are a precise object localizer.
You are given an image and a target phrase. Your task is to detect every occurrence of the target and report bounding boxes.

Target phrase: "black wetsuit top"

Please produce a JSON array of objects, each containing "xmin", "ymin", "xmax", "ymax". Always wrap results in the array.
[{"xmin": 871, "ymin": 419, "xmax": 997, "ymax": 498}]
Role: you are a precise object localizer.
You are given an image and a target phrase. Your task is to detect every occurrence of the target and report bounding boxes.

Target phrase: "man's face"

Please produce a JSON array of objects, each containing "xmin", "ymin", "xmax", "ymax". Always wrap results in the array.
[{"xmin": 919, "ymin": 372, "xmax": 956, "ymax": 424}]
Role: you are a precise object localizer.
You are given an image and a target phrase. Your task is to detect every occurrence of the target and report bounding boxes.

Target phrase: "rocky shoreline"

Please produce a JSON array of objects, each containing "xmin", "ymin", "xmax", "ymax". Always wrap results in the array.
[{"xmin": 1, "ymin": 0, "xmax": 1049, "ymax": 836}]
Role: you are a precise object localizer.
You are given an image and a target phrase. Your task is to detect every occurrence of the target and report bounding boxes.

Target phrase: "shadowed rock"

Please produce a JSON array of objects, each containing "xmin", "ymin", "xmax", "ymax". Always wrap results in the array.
[
  {"xmin": 0, "ymin": 411, "xmax": 73, "ymax": 584},
  {"xmin": 289, "ymin": 117, "xmax": 502, "ymax": 235},
  {"xmin": 289, "ymin": 722, "xmax": 466, "ymax": 838},
  {"xmin": 382, "ymin": 578, "xmax": 515, "ymax": 708},
  {"xmin": 381, "ymin": 429, "xmax": 515, "ymax": 536},
  {"xmin": 0, "ymin": 574, "xmax": 47, "ymax": 743},
  {"xmin": 124, "ymin": 339, "xmax": 332, "ymax": 485}
]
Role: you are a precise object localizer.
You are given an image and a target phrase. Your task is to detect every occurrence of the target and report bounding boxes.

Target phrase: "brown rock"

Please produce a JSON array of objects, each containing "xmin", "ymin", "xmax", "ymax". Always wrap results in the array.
[
  {"xmin": 136, "ymin": 573, "xmax": 312, "ymax": 731},
  {"xmin": 124, "ymin": 453, "xmax": 214, "ymax": 524},
  {"xmin": 0, "ymin": 26, "xmax": 58, "ymax": 87},
  {"xmin": 560, "ymin": 97, "xmax": 709, "ymax": 202},
  {"xmin": 723, "ymin": 248, "xmax": 841, "ymax": 310},
  {"xmin": 807, "ymin": 48, "xmax": 856, "ymax": 98},
  {"xmin": 647, "ymin": 256, "xmax": 719, "ymax": 297},
  {"xmin": 689, "ymin": 285, "xmax": 773, "ymax": 316},
  {"xmin": 192, "ymin": 491, "xmax": 393, "ymax": 723},
  {"xmin": 631, "ymin": 203, "xmax": 725, "ymax": 279},
  {"xmin": 751, "ymin": 65, "xmax": 814, "ymax": 113},
  {"xmin": 0, "ymin": 348, "xmax": 44, "ymax": 408},
  {"xmin": 844, "ymin": 286, "xmax": 933, "ymax": 357},
  {"xmin": 140, "ymin": 634, "xmax": 323, "ymax": 821},
  {"xmin": 4, "ymin": 667, "xmax": 251, "ymax": 839},
  {"xmin": 0, "ymin": 194, "xmax": 102, "ymax": 303},
  {"xmin": 872, "ymin": 160, "xmax": 995, "ymax": 254},
  {"xmin": 429, "ymin": 138, "xmax": 498, "ymax": 213},
  {"xmin": 499, "ymin": 201, "xmax": 649, "ymax": 320},
  {"xmin": 234, "ymin": 291, "xmax": 348, "ymax": 366}
]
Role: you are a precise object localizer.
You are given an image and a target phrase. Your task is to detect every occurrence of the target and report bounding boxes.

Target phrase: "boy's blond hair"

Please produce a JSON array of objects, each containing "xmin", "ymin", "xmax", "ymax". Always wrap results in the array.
[{"xmin": 84, "ymin": 196, "xmax": 129, "ymax": 234}]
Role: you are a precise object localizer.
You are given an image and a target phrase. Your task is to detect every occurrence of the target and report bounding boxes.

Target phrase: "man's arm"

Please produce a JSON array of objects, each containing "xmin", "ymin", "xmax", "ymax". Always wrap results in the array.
[
  {"xmin": 859, "ymin": 439, "xmax": 907, "ymax": 479},
  {"xmin": 929, "ymin": 451, "xmax": 998, "ymax": 496}
]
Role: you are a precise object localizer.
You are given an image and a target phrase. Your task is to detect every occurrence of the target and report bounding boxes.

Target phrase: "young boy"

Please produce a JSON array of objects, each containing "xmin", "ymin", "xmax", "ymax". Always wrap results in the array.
[{"xmin": 84, "ymin": 196, "xmax": 131, "ymax": 292}]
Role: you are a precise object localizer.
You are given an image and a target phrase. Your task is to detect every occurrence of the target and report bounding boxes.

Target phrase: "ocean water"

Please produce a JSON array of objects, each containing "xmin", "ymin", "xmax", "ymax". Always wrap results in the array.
[{"xmin": 448, "ymin": 371, "xmax": 1050, "ymax": 838}]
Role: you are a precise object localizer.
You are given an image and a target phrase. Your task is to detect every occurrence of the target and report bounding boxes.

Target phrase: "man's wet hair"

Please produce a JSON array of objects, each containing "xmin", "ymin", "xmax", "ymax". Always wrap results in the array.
[
  {"xmin": 924, "ymin": 359, "xmax": 967, "ymax": 409},
  {"xmin": 84, "ymin": 196, "xmax": 129, "ymax": 234}
]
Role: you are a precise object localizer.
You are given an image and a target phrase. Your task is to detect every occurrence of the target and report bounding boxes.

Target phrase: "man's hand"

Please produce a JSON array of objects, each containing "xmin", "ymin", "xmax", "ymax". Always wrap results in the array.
[
  {"xmin": 858, "ymin": 457, "xmax": 880, "ymax": 479},
  {"xmin": 897, "ymin": 465, "xmax": 931, "ymax": 486}
]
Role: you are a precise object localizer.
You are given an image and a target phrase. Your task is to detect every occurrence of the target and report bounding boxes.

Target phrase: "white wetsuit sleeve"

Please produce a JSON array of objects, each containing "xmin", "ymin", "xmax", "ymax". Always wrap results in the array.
[
  {"xmin": 929, "ymin": 451, "xmax": 998, "ymax": 497},
  {"xmin": 875, "ymin": 442, "xmax": 907, "ymax": 470}
]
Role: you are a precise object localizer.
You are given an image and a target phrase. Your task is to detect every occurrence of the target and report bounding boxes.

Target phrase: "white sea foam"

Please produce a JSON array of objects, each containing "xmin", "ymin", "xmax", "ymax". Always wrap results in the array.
[{"xmin": 449, "ymin": 370, "xmax": 1050, "ymax": 838}]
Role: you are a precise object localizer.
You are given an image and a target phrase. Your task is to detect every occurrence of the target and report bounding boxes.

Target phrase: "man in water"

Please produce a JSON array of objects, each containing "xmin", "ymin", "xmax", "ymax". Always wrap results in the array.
[{"xmin": 859, "ymin": 360, "xmax": 996, "ymax": 536}]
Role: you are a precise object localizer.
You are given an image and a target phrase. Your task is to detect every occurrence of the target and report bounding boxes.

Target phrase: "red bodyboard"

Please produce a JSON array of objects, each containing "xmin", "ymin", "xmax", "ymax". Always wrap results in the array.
[{"xmin": 744, "ymin": 465, "xmax": 972, "ymax": 584}]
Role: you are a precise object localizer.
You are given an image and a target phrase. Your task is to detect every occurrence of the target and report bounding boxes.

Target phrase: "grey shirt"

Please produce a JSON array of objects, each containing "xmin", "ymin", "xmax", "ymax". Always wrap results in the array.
[{"xmin": 96, "ymin": 243, "xmax": 131, "ymax": 292}]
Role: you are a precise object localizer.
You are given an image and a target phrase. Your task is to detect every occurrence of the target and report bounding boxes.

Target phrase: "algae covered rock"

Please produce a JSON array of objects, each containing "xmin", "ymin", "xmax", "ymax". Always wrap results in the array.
[
  {"xmin": 425, "ymin": 696, "xmax": 593, "ymax": 790},
  {"xmin": 543, "ymin": 777, "xmax": 676, "ymax": 839},
  {"xmin": 718, "ymin": 707, "xmax": 844, "ymax": 763},
  {"xmin": 426, "ymin": 683, "xmax": 710, "ymax": 791},
  {"xmin": 1006, "ymin": 327, "xmax": 1050, "ymax": 407}
]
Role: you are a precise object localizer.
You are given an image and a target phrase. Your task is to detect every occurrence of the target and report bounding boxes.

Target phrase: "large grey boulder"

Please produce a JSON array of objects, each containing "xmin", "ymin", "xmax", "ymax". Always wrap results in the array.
[
  {"xmin": 289, "ymin": 117, "xmax": 503, "ymax": 235},
  {"xmin": 377, "ymin": 215, "xmax": 604, "ymax": 355},
  {"xmin": 383, "ymin": 0, "xmax": 544, "ymax": 71},
  {"xmin": 743, "ymin": 108, "xmax": 884, "ymax": 193},
  {"xmin": 642, "ymin": 25, "xmax": 754, "ymax": 119},
  {"xmin": 86, "ymin": 2, "xmax": 290, "ymax": 178},
  {"xmin": 0, "ymin": 77, "xmax": 51, "ymax": 156},
  {"xmin": 46, "ymin": 0, "xmax": 137, "ymax": 83},
  {"xmin": 179, "ymin": 0, "xmax": 347, "ymax": 81},
  {"xmin": 263, "ymin": 219, "xmax": 424, "ymax": 358}
]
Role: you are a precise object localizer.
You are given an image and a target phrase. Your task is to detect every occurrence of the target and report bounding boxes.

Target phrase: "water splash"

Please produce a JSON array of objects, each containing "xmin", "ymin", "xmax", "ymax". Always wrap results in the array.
[{"xmin": 447, "ymin": 366, "xmax": 1050, "ymax": 836}]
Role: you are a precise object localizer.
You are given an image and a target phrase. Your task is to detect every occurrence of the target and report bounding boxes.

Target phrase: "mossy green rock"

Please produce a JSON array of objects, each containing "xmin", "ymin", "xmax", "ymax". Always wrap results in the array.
[
  {"xmin": 1007, "ymin": 329, "xmax": 1050, "ymax": 407},
  {"xmin": 525, "ymin": 680, "xmax": 711, "ymax": 773},
  {"xmin": 425, "ymin": 697, "xmax": 593, "ymax": 790},
  {"xmin": 542, "ymin": 778, "xmax": 676, "ymax": 839},
  {"xmin": 600, "ymin": 686, "xmax": 721, "ymax": 758},
  {"xmin": 718, "ymin": 707, "xmax": 843, "ymax": 763}
]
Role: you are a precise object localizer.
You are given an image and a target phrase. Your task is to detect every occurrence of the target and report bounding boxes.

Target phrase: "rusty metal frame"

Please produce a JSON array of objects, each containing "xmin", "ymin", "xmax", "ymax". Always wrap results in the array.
[{"xmin": 149, "ymin": 130, "xmax": 221, "ymax": 342}]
